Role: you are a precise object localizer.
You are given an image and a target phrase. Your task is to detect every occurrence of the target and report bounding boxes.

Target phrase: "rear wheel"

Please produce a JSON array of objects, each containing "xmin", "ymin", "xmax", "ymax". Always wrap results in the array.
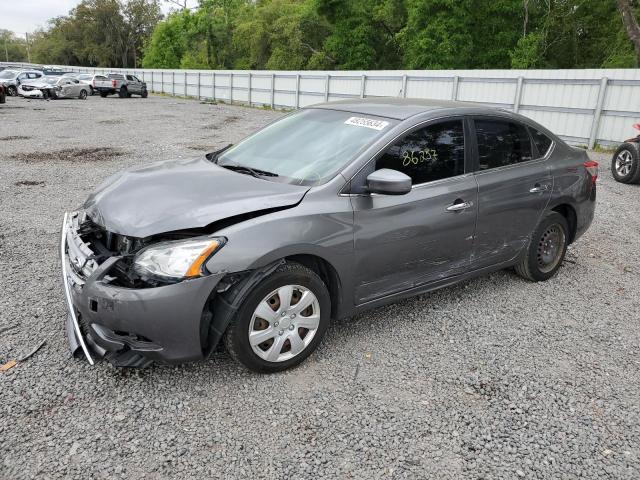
[
  {"xmin": 141, "ymin": 88, "xmax": 148, "ymax": 98},
  {"xmin": 118, "ymin": 87, "xmax": 128, "ymax": 98},
  {"xmin": 224, "ymin": 262, "xmax": 330, "ymax": 373},
  {"xmin": 0, "ymin": 90, "xmax": 5, "ymax": 104},
  {"xmin": 515, "ymin": 211, "xmax": 569, "ymax": 282},
  {"xmin": 611, "ymin": 143, "xmax": 640, "ymax": 184},
  {"xmin": 79, "ymin": 89, "xmax": 88, "ymax": 100}
]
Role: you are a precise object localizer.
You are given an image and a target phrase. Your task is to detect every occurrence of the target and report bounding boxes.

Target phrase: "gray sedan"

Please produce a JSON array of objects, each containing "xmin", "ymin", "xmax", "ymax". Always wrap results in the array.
[{"xmin": 62, "ymin": 99, "xmax": 597, "ymax": 372}]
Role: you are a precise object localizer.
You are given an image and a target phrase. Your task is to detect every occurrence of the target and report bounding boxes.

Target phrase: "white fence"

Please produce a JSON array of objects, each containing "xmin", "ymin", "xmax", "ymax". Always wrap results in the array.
[{"xmin": 5, "ymin": 63, "xmax": 640, "ymax": 148}]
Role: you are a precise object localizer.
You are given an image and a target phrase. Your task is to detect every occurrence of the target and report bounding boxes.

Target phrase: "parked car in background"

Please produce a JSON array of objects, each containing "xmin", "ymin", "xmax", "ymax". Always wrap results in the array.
[
  {"xmin": 75, "ymin": 73, "xmax": 106, "ymax": 95},
  {"xmin": 62, "ymin": 99, "xmax": 597, "ymax": 372},
  {"xmin": 0, "ymin": 69, "xmax": 44, "ymax": 96},
  {"xmin": 42, "ymin": 66, "xmax": 71, "ymax": 76},
  {"xmin": 94, "ymin": 73, "xmax": 148, "ymax": 98},
  {"xmin": 611, "ymin": 123, "xmax": 640, "ymax": 184},
  {"xmin": 19, "ymin": 76, "xmax": 89, "ymax": 100}
]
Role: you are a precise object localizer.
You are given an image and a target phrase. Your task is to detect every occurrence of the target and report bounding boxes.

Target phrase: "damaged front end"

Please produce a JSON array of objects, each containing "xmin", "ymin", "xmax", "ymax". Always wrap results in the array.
[{"xmin": 61, "ymin": 211, "xmax": 230, "ymax": 367}]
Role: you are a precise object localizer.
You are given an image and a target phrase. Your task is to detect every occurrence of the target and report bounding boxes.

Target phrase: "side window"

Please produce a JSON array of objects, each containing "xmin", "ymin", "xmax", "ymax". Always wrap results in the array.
[
  {"xmin": 18, "ymin": 73, "xmax": 27, "ymax": 79},
  {"xmin": 126, "ymin": 75, "xmax": 134, "ymax": 81},
  {"xmin": 530, "ymin": 128, "xmax": 553, "ymax": 158},
  {"xmin": 375, "ymin": 120, "xmax": 465, "ymax": 185},
  {"xmin": 475, "ymin": 119, "xmax": 533, "ymax": 170}
]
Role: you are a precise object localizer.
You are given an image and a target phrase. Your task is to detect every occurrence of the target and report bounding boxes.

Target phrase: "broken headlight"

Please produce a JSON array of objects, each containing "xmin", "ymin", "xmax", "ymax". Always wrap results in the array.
[{"xmin": 133, "ymin": 237, "xmax": 226, "ymax": 282}]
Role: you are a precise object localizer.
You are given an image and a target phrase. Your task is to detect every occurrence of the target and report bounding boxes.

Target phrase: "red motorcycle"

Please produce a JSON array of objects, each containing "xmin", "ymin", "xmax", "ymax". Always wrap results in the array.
[{"xmin": 612, "ymin": 123, "xmax": 640, "ymax": 184}]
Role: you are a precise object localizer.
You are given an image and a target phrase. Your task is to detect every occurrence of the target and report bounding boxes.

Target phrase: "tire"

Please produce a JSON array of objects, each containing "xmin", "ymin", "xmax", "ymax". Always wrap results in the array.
[
  {"xmin": 515, "ymin": 211, "xmax": 569, "ymax": 282},
  {"xmin": 611, "ymin": 142, "xmax": 640, "ymax": 184},
  {"xmin": 118, "ymin": 87, "xmax": 128, "ymax": 98},
  {"xmin": 224, "ymin": 262, "xmax": 331, "ymax": 373},
  {"xmin": 89, "ymin": 86, "xmax": 94, "ymax": 96},
  {"xmin": 79, "ymin": 89, "xmax": 88, "ymax": 100},
  {"xmin": 141, "ymin": 88, "xmax": 148, "ymax": 98},
  {"xmin": 7, "ymin": 85, "xmax": 17, "ymax": 96},
  {"xmin": 99, "ymin": 91, "xmax": 108, "ymax": 98},
  {"xmin": 0, "ymin": 91, "xmax": 5, "ymax": 104}
]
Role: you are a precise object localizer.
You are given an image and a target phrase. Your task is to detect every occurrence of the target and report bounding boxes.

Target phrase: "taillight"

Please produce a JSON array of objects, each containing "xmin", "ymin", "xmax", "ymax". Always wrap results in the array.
[
  {"xmin": 584, "ymin": 160, "xmax": 598, "ymax": 183},
  {"xmin": 112, "ymin": 79, "xmax": 116, "ymax": 87}
]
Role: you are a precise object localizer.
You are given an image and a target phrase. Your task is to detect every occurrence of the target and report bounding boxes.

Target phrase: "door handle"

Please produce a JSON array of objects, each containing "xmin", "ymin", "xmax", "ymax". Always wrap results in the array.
[
  {"xmin": 529, "ymin": 184, "xmax": 550, "ymax": 193},
  {"xmin": 446, "ymin": 201, "xmax": 473, "ymax": 212}
]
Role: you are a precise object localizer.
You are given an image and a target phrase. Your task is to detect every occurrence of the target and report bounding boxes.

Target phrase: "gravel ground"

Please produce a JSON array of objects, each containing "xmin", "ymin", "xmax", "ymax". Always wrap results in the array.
[{"xmin": 1, "ymin": 94, "xmax": 639, "ymax": 480}]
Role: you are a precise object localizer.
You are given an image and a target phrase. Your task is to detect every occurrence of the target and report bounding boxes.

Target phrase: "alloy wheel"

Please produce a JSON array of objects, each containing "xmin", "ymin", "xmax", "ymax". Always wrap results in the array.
[
  {"xmin": 248, "ymin": 285, "xmax": 320, "ymax": 363},
  {"xmin": 615, "ymin": 150, "xmax": 633, "ymax": 177}
]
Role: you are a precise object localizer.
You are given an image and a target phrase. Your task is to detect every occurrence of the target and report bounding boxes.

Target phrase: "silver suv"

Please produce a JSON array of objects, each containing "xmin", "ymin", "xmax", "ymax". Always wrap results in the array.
[{"xmin": 0, "ymin": 69, "xmax": 44, "ymax": 96}]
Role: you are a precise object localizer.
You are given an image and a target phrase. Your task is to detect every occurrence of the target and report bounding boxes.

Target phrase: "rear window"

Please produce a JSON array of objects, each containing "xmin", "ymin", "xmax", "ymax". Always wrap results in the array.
[
  {"xmin": 475, "ymin": 119, "xmax": 533, "ymax": 170},
  {"xmin": 95, "ymin": 75, "xmax": 107, "ymax": 80},
  {"xmin": 530, "ymin": 128, "xmax": 553, "ymax": 157},
  {"xmin": 108, "ymin": 74, "xmax": 124, "ymax": 80}
]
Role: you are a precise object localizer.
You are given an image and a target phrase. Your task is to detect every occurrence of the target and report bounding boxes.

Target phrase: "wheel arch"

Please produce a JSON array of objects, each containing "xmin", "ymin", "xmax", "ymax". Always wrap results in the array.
[
  {"xmin": 550, "ymin": 203, "xmax": 577, "ymax": 244},
  {"xmin": 284, "ymin": 254, "xmax": 343, "ymax": 320}
]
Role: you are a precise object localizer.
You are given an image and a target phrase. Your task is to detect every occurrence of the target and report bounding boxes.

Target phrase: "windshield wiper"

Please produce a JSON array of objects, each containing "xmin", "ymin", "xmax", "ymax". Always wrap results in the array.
[{"xmin": 218, "ymin": 161, "xmax": 279, "ymax": 178}]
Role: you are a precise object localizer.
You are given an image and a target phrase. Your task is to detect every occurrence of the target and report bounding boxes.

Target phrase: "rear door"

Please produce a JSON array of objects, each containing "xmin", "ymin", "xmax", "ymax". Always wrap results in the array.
[
  {"xmin": 470, "ymin": 117, "xmax": 552, "ymax": 269},
  {"xmin": 126, "ymin": 75, "xmax": 140, "ymax": 94},
  {"xmin": 351, "ymin": 118, "xmax": 478, "ymax": 304}
]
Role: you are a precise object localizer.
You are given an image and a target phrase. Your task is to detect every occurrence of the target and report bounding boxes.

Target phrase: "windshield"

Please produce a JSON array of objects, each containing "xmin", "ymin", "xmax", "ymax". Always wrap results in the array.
[
  {"xmin": 218, "ymin": 109, "xmax": 395, "ymax": 185},
  {"xmin": 0, "ymin": 70, "xmax": 17, "ymax": 79}
]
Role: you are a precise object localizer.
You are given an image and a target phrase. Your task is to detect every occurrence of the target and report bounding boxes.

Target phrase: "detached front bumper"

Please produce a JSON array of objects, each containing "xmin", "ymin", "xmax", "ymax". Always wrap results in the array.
[{"xmin": 61, "ymin": 213, "xmax": 225, "ymax": 367}]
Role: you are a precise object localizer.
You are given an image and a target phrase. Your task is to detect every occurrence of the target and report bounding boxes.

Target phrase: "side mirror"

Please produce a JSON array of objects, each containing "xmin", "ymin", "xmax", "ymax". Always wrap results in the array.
[{"xmin": 366, "ymin": 169, "xmax": 412, "ymax": 195}]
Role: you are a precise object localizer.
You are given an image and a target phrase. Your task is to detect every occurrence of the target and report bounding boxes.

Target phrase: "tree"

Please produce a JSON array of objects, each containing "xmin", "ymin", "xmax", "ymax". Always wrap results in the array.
[
  {"xmin": 616, "ymin": 0, "xmax": 640, "ymax": 65},
  {"xmin": 0, "ymin": 30, "xmax": 29, "ymax": 62}
]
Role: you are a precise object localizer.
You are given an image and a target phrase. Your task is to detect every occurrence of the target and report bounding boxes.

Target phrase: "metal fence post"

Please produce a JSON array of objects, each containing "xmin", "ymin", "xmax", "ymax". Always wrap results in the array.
[
  {"xmin": 402, "ymin": 74, "xmax": 408, "ymax": 98},
  {"xmin": 230, "ymin": 73, "xmax": 234, "ymax": 104},
  {"xmin": 513, "ymin": 76, "xmax": 524, "ymax": 113},
  {"xmin": 151, "ymin": 71, "xmax": 154, "ymax": 93},
  {"xmin": 324, "ymin": 74, "xmax": 330, "ymax": 102},
  {"xmin": 161, "ymin": 71, "xmax": 164, "ymax": 94},
  {"xmin": 589, "ymin": 77, "xmax": 608, "ymax": 150},
  {"xmin": 248, "ymin": 72, "xmax": 252, "ymax": 107},
  {"xmin": 451, "ymin": 76, "xmax": 459, "ymax": 100},
  {"xmin": 270, "ymin": 73, "xmax": 275, "ymax": 109},
  {"xmin": 213, "ymin": 72, "xmax": 216, "ymax": 101},
  {"xmin": 171, "ymin": 71, "xmax": 175, "ymax": 96},
  {"xmin": 183, "ymin": 72, "xmax": 187, "ymax": 97},
  {"xmin": 295, "ymin": 74, "xmax": 300, "ymax": 109},
  {"xmin": 197, "ymin": 72, "xmax": 201, "ymax": 100},
  {"xmin": 360, "ymin": 74, "xmax": 366, "ymax": 98}
]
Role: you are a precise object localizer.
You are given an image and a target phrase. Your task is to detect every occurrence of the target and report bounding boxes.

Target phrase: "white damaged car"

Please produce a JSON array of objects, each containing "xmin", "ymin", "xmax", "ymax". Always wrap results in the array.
[{"xmin": 19, "ymin": 76, "xmax": 89, "ymax": 100}]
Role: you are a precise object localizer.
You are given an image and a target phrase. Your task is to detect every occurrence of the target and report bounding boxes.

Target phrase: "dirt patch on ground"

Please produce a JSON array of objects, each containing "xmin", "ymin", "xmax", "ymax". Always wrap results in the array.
[
  {"xmin": 224, "ymin": 115, "xmax": 241, "ymax": 123},
  {"xmin": 0, "ymin": 135, "xmax": 32, "ymax": 141},
  {"xmin": 14, "ymin": 180, "xmax": 45, "ymax": 187},
  {"xmin": 97, "ymin": 119, "xmax": 119, "ymax": 125},
  {"xmin": 9, "ymin": 147, "xmax": 126, "ymax": 163}
]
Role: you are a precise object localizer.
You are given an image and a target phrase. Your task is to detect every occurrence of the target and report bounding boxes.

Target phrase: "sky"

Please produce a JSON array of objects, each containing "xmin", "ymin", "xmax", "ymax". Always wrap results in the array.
[{"xmin": 0, "ymin": 0, "xmax": 199, "ymax": 37}]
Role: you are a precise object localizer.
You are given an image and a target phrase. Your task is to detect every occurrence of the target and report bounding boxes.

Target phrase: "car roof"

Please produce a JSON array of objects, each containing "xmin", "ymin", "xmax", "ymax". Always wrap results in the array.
[{"xmin": 309, "ymin": 97, "xmax": 508, "ymax": 121}]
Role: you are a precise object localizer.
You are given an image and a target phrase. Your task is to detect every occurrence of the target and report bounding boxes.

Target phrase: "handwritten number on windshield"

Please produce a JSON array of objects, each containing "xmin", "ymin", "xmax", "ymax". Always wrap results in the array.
[{"xmin": 402, "ymin": 149, "xmax": 438, "ymax": 167}]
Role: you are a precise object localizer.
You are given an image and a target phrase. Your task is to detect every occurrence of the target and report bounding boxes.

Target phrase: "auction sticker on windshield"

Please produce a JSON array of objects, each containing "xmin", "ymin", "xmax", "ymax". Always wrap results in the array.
[{"xmin": 344, "ymin": 117, "xmax": 390, "ymax": 131}]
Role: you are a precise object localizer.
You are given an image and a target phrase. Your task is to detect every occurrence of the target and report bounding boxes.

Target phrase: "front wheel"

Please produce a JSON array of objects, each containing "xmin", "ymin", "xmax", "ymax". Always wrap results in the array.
[
  {"xmin": 224, "ymin": 262, "xmax": 330, "ymax": 373},
  {"xmin": 7, "ymin": 85, "xmax": 17, "ymax": 96},
  {"xmin": 118, "ymin": 88, "xmax": 128, "ymax": 98},
  {"xmin": 79, "ymin": 89, "xmax": 88, "ymax": 100},
  {"xmin": 611, "ymin": 143, "xmax": 640, "ymax": 184},
  {"xmin": 515, "ymin": 212, "xmax": 569, "ymax": 282},
  {"xmin": 141, "ymin": 88, "xmax": 148, "ymax": 98}
]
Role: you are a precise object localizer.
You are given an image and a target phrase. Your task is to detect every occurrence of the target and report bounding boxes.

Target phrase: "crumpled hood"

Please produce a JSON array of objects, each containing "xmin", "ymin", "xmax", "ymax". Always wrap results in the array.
[{"xmin": 83, "ymin": 157, "xmax": 310, "ymax": 238}]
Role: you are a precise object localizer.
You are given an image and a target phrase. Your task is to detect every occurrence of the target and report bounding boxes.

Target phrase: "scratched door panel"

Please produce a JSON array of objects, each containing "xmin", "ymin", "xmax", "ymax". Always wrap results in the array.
[{"xmin": 351, "ymin": 175, "xmax": 478, "ymax": 304}]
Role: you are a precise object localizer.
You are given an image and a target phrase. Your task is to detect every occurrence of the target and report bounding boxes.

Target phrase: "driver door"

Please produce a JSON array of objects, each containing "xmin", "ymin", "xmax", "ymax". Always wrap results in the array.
[{"xmin": 350, "ymin": 119, "xmax": 478, "ymax": 304}]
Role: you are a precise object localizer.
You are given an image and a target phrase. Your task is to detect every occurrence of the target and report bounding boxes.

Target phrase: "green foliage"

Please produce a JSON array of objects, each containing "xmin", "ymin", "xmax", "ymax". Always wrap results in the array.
[
  {"xmin": 19, "ymin": 0, "xmax": 640, "ymax": 70},
  {"xmin": 0, "ymin": 30, "xmax": 29, "ymax": 62},
  {"xmin": 30, "ymin": 0, "xmax": 161, "ymax": 68}
]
